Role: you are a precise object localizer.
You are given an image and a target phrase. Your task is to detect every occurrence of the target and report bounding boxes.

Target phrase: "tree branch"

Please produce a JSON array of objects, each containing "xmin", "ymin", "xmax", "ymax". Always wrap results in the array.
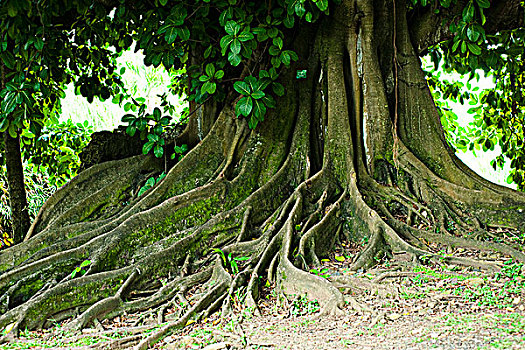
[{"xmin": 409, "ymin": 0, "xmax": 525, "ymax": 53}]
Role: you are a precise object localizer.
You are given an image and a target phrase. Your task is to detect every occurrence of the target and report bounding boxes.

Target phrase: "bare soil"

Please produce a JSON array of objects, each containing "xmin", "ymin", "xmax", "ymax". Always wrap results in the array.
[
  {"xmin": 161, "ymin": 261, "xmax": 525, "ymax": 350},
  {"xmin": 3, "ymin": 256, "xmax": 524, "ymax": 350}
]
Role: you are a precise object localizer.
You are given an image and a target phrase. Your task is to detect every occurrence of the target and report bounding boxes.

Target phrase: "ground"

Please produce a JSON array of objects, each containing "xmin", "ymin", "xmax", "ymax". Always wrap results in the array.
[{"xmin": 3, "ymin": 240, "xmax": 524, "ymax": 350}]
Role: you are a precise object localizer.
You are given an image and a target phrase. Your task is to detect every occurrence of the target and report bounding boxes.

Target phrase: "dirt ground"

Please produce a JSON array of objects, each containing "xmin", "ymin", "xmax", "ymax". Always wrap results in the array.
[
  {"xmin": 3, "ymin": 255, "xmax": 525, "ymax": 350},
  {"xmin": 161, "ymin": 265, "xmax": 525, "ymax": 350}
]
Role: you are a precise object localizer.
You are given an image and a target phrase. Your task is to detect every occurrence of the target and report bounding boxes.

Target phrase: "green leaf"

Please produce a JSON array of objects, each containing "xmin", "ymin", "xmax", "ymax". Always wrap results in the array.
[
  {"xmin": 451, "ymin": 39, "xmax": 461, "ymax": 52},
  {"xmin": 220, "ymin": 35, "xmax": 234, "ymax": 55},
  {"xmin": 467, "ymin": 42, "xmax": 481, "ymax": 55},
  {"xmin": 479, "ymin": 8, "xmax": 486, "ymax": 25},
  {"xmin": 251, "ymin": 90, "xmax": 265, "ymax": 99},
  {"xmin": 462, "ymin": 2, "xmax": 475, "ymax": 22},
  {"xmin": 238, "ymin": 31, "xmax": 254, "ymax": 42},
  {"xmin": 7, "ymin": 4, "xmax": 17, "ymax": 17},
  {"xmin": 268, "ymin": 27, "xmax": 279, "ymax": 38},
  {"xmin": 273, "ymin": 37, "xmax": 283, "ymax": 50},
  {"xmin": 234, "ymin": 81, "xmax": 251, "ymax": 95},
  {"xmin": 230, "ymin": 38, "xmax": 241, "ymax": 54},
  {"xmin": 154, "ymin": 144, "xmax": 164, "ymax": 158},
  {"xmin": 288, "ymin": 50, "xmax": 298, "ymax": 61},
  {"xmin": 219, "ymin": 8, "xmax": 232, "ymax": 26},
  {"xmin": 236, "ymin": 96, "xmax": 253, "ymax": 116},
  {"xmin": 159, "ymin": 0, "xmax": 168, "ymax": 5},
  {"xmin": 164, "ymin": 27, "xmax": 178, "ymax": 44},
  {"xmin": 153, "ymin": 107, "xmax": 162, "ymax": 120},
  {"xmin": 126, "ymin": 125, "xmax": 137, "ymax": 137},
  {"xmin": 8, "ymin": 124, "xmax": 17, "ymax": 139},
  {"xmin": 204, "ymin": 46, "xmax": 213, "ymax": 59},
  {"xmin": 34, "ymin": 37, "xmax": 44, "ymax": 51},
  {"xmin": 215, "ymin": 70, "xmax": 225, "ymax": 79},
  {"xmin": 122, "ymin": 114, "xmax": 136, "ymax": 123},
  {"xmin": 295, "ymin": 3, "xmax": 306, "ymax": 17},
  {"xmin": 228, "ymin": 52, "xmax": 241, "ymax": 66},
  {"xmin": 253, "ymin": 27, "xmax": 268, "ymax": 41},
  {"xmin": 21, "ymin": 129, "xmax": 35, "ymax": 138},
  {"xmin": 245, "ymin": 76, "xmax": 260, "ymax": 92},
  {"xmin": 305, "ymin": 12, "xmax": 313, "ymax": 22},
  {"xmin": 262, "ymin": 95, "xmax": 276, "ymax": 108},
  {"xmin": 143, "ymin": 141, "xmax": 155, "ymax": 154},
  {"xmin": 178, "ymin": 27, "xmax": 190, "ymax": 41},
  {"xmin": 283, "ymin": 15, "xmax": 294, "ymax": 28},
  {"xmin": 272, "ymin": 82, "xmax": 285, "ymax": 96},
  {"xmin": 202, "ymin": 81, "xmax": 216, "ymax": 94},
  {"xmin": 145, "ymin": 177, "xmax": 156, "ymax": 187},
  {"xmin": 467, "ymin": 26, "xmax": 480, "ymax": 42},
  {"xmin": 281, "ymin": 51, "xmax": 291, "ymax": 65},
  {"xmin": 80, "ymin": 260, "xmax": 91, "ymax": 268},
  {"xmin": 225, "ymin": 21, "xmax": 240, "ymax": 36},
  {"xmin": 248, "ymin": 116, "xmax": 258, "ymax": 129},
  {"xmin": 252, "ymin": 99, "xmax": 266, "ymax": 120},
  {"xmin": 0, "ymin": 118, "xmax": 8, "ymax": 133},
  {"xmin": 334, "ymin": 256, "xmax": 345, "ymax": 262},
  {"xmin": 316, "ymin": 0, "xmax": 329, "ymax": 11},
  {"xmin": 269, "ymin": 45, "xmax": 281, "ymax": 56},
  {"xmin": 475, "ymin": 0, "xmax": 490, "ymax": 8},
  {"xmin": 205, "ymin": 63, "xmax": 215, "ymax": 77}
]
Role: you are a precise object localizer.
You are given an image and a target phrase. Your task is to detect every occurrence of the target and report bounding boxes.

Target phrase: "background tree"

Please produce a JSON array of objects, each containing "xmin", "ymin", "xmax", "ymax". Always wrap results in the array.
[
  {"xmin": 0, "ymin": 0, "xmax": 525, "ymax": 348},
  {"xmin": 0, "ymin": 0, "xmax": 127, "ymax": 243}
]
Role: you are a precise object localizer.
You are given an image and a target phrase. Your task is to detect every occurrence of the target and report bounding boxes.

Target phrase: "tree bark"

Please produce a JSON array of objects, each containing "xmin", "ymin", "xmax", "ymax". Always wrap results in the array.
[
  {"xmin": 1, "ymin": 62, "xmax": 30, "ymax": 245},
  {"xmin": 3, "ymin": 133, "xmax": 30, "ymax": 245}
]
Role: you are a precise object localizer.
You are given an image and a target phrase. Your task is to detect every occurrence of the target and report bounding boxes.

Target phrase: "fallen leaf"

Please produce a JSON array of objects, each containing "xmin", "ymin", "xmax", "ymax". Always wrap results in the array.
[{"xmin": 3, "ymin": 323, "xmax": 15, "ymax": 335}]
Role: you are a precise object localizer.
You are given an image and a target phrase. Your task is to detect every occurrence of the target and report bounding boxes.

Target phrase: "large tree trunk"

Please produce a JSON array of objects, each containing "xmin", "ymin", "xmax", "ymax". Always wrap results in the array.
[{"xmin": 1, "ymin": 0, "xmax": 524, "ymax": 347}]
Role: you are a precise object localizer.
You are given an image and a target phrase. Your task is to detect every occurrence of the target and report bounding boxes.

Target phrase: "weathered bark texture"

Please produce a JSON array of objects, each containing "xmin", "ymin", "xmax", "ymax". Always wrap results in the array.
[
  {"xmin": 1, "ymin": 63, "xmax": 31, "ymax": 245},
  {"xmin": 1, "ymin": 0, "xmax": 524, "ymax": 347},
  {"xmin": 2, "ymin": 133, "xmax": 30, "ymax": 245}
]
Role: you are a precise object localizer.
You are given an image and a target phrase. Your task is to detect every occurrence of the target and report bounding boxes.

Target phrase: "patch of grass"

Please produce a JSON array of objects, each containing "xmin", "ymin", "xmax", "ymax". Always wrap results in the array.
[
  {"xmin": 454, "ymin": 260, "xmax": 525, "ymax": 308},
  {"xmin": 289, "ymin": 294, "xmax": 320, "ymax": 317},
  {"xmin": 399, "ymin": 290, "xmax": 428, "ymax": 300}
]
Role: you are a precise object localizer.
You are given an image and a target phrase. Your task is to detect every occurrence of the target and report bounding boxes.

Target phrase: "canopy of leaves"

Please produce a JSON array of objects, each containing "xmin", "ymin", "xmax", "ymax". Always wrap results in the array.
[
  {"xmin": 417, "ymin": 0, "xmax": 525, "ymax": 189},
  {"xmin": 0, "ymin": 0, "xmax": 524, "ymax": 187}
]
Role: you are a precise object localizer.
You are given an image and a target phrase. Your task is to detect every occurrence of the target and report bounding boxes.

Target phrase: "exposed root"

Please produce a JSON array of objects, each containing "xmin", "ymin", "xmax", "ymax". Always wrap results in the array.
[
  {"xmin": 67, "ymin": 268, "xmax": 139, "ymax": 331},
  {"xmin": 134, "ymin": 262, "xmax": 231, "ymax": 350}
]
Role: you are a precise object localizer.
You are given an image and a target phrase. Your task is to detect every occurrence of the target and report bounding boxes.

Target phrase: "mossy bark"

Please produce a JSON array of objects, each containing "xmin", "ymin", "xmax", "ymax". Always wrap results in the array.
[{"xmin": 1, "ymin": 0, "xmax": 524, "ymax": 346}]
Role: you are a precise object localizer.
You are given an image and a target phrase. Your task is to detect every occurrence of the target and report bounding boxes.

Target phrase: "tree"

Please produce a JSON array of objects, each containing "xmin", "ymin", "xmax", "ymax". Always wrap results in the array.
[
  {"xmin": 1, "ymin": 62, "xmax": 31, "ymax": 244},
  {"xmin": 1, "ymin": 0, "xmax": 525, "ymax": 348},
  {"xmin": 0, "ymin": 0, "xmax": 126, "ymax": 243}
]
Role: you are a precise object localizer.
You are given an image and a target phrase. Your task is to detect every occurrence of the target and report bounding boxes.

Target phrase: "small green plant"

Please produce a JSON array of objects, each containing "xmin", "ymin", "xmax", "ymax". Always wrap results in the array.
[
  {"xmin": 497, "ymin": 259, "xmax": 523, "ymax": 279},
  {"xmin": 289, "ymin": 294, "xmax": 320, "ymax": 317},
  {"xmin": 213, "ymin": 248, "xmax": 249, "ymax": 275},
  {"xmin": 138, "ymin": 172, "xmax": 166, "ymax": 197},
  {"xmin": 171, "ymin": 143, "xmax": 188, "ymax": 161},
  {"xmin": 71, "ymin": 259, "xmax": 91, "ymax": 279},
  {"xmin": 22, "ymin": 118, "xmax": 94, "ymax": 187},
  {"xmin": 121, "ymin": 105, "xmax": 171, "ymax": 158},
  {"xmin": 296, "ymin": 70, "xmax": 307, "ymax": 79},
  {"xmin": 309, "ymin": 267, "xmax": 330, "ymax": 279}
]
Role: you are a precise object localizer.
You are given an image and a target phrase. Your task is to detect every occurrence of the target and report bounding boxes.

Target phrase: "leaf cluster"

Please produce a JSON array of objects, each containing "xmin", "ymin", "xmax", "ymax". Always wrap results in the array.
[{"xmin": 417, "ymin": 0, "xmax": 525, "ymax": 189}]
